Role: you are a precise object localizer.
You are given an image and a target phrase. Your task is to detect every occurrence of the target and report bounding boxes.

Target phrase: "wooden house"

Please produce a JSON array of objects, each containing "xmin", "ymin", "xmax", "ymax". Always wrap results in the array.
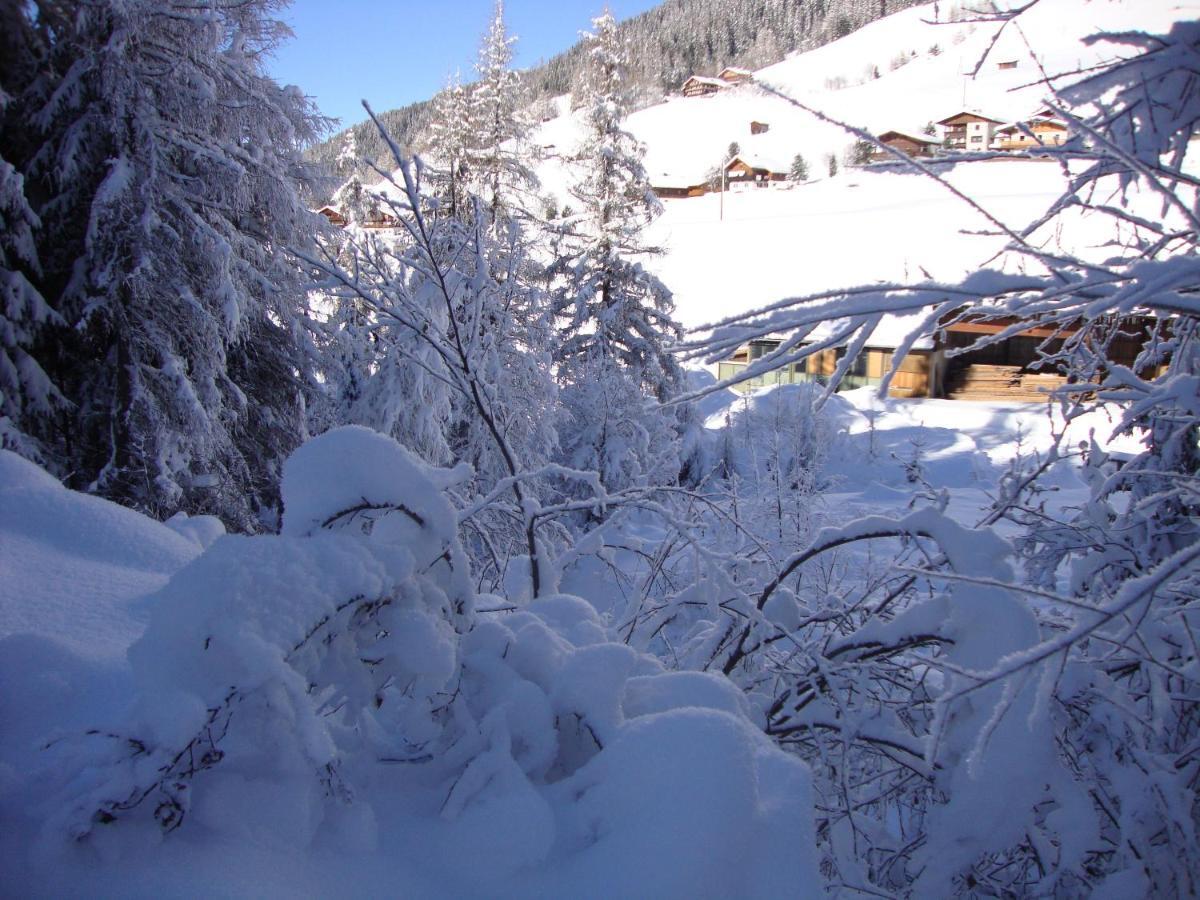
[
  {"xmin": 316, "ymin": 205, "xmax": 348, "ymax": 227},
  {"xmin": 994, "ymin": 120, "xmax": 1068, "ymax": 150},
  {"xmin": 718, "ymin": 66, "xmax": 754, "ymax": 84},
  {"xmin": 750, "ymin": 120, "xmax": 770, "ymax": 135},
  {"xmin": 997, "ymin": 59, "xmax": 1019, "ymax": 70},
  {"xmin": 724, "ymin": 153, "xmax": 788, "ymax": 189},
  {"xmin": 717, "ymin": 338, "xmax": 906, "ymax": 395},
  {"xmin": 362, "ymin": 212, "xmax": 401, "ymax": 229},
  {"xmin": 937, "ymin": 110, "xmax": 1004, "ymax": 152},
  {"xmin": 994, "ymin": 112, "xmax": 1068, "ymax": 150},
  {"xmin": 715, "ymin": 312, "xmax": 1161, "ymax": 401},
  {"xmin": 870, "ymin": 130, "xmax": 939, "ymax": 161},
  {"xmin": 651, "ymin": 180, "xmax": 709, "ymax": 199},
  {"xmin": 681, "ymin": 75, "xmax": 725, "ymax": 97}
]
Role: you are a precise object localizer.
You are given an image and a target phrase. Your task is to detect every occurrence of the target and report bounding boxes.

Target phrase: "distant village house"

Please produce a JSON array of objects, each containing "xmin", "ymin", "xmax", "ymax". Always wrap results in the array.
[
  {"xmin": 724, "ymin": 153, "xmax": 788, "ymax": 189},
  {"xmin": 871, "ymin": 130, "xmax": 939, "ymax": 161},
  {"xmin": 994, "ymin": 110, "xmax": 1069, "ymax": 150},
  {"xmin": 750, "ymin": 120, "xmax": 770, "ymax": 135},
  {"xmin": 681, "ymin": 75, "xmax": 726, "ymax": 97},
  {"xmin": 316, "ymin": 205, "xmax": 348, "ymax": 227},
  {"xmin": 938, "ymin": 110, "xmax": 1003, "ymax": 151},
  {"xmin": 718, "ymin": 66, "xmax": 754, "ymax": 84}
]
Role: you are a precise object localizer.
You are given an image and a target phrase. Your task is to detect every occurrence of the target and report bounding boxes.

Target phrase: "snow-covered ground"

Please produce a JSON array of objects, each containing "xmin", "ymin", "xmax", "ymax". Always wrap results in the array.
[
  {"xmin": 5, "ymin": 0, "xmax": 1196, "ymax": 895},
  {"xmin": 0, "ymin": 381, "xmax": 1140, "ymax": 897}
]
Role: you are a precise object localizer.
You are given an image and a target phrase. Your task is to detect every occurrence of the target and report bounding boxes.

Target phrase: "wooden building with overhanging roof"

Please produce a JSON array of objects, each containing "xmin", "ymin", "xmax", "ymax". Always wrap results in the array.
[
  {"xmin": 724, "ymin": 153, "xmax": 788, "ymax": 188},
  {"xmin": 994, "ymin": 111, "xmax": 1069, "ymax": 151},
  {"xmin": 316, "ymin": 205, "xmax": 348, "ymax": 227},
  {"xmin": 871, "ymin": 130, "xmax": 939, "ymax": 161},
  {"xmin": 716, "ymin": 312, "xmax": 1162, "ymax": 401},
  {"xmin": 718, "ymin": 66, "xmax": 753, "ymax": 84},
  {"xmin": 681, "ymin": 75, "xmax": 726, "ymax": 97}
]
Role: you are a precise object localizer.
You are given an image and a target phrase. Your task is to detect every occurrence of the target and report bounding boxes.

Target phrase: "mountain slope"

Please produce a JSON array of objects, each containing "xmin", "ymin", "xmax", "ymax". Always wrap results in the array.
[{"xmin": 306, "ymin": 0, "xmax": 928, "ymax": 185}]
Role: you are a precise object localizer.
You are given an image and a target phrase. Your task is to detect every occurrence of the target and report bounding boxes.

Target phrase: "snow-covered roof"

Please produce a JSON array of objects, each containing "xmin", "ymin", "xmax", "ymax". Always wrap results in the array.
[
  {"xmin": 937, "ymin": 110, "xmax": 1005, "ymax": 126},
  {"xmin": 649, "ymin": 170, "xmax": 708, "ymax": 189},
  {"xmin": 683, "ymin": 76, "xmax": 727, "ymax": 88},
  {"xmin": 727, "ymin": 151, "xmax": 790, "ymax": 174},
  {"xmin": 877, "ymin": 129, "xmax": 939, "ymax": 146}
]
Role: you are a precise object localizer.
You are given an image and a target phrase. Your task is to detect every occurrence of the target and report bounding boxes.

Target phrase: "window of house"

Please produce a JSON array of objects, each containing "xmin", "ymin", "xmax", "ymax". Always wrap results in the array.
[{"xmin": 835, "ymin": 347, "xmax": 869, "ymax": 377}]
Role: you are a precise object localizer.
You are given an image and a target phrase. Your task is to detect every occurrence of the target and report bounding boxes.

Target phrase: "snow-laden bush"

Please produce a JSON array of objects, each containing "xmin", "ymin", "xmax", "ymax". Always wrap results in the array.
[{"xmin": 41, "ymin": 427, "xmax": 820, "ymax": 893}]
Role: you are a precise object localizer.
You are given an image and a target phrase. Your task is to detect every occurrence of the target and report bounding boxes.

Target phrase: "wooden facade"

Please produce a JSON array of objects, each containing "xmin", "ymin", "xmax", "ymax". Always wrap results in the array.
[
  {"xmin": 681, "ymin": 76, "xmax": 724, "ymax": 97},
  {"xmin": 316, "ymin": 205, "xmax": 348, "ymax": 227},
  {"xmin": 871, "ymin": 130, "xmax": 938, "ymax": 161},
  {"xmin": 724, "ymin": 156, "xmax": 787, "ymax": 188},
  {"xmin": 717, "ymin": 315, "xmax": 1162, "ymax": 402},
  {"xmin": 719, "ymin": 340, "xmax": 905, "ymax": 395},
  {"xmin": 750, "ymin": 120, "xmax": 770, "ymax": 135},
  {"xmin": 994, "ymin": 118, "xmax": 1068, "ymax": 150},
  {"xmin": 651, "ymin": 182, "xmax": 709, "ymax": 199},
  {"xmin": 719, "ymin": 66, "xmax": 753, "ymax": 84}
]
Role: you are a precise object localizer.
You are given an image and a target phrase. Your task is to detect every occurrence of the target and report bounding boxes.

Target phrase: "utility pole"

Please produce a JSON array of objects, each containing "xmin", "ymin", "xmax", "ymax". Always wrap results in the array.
[{"xmin": 719, "ymin": 160, "xmax": 728, "ymax": 222}]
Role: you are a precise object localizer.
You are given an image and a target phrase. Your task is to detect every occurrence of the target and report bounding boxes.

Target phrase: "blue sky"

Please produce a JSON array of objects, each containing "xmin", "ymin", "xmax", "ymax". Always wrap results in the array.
[{"xmin": 267, "ymin": 1, "xmax": 662, "ymax": 130}]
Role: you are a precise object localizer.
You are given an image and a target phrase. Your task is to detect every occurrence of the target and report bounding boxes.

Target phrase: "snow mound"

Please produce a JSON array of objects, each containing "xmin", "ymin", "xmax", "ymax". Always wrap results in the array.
[
  {"xmin": 12, "ymin": 429, "xmax": 821, "ymax": 897},
  {"xmin": 0, "ymin": 450, "xmax": 201, "ymax": 660}
]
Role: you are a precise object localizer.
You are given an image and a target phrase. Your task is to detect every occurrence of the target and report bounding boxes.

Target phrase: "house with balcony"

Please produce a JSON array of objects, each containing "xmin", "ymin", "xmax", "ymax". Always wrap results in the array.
[
  {"xmin": 724, "ymin": 152, "xmax": 789, "ymax": 189},
  {"xmin": 681, "ymin": 75, "xmax": 726, "ymax": 97},
  {"xmin": 994, "ymin": 110, "xmax": 1069, "ymax": 150},
  {"xmin": 937, "ymin": 110, "xmax": 1004, "ymax": 152}
]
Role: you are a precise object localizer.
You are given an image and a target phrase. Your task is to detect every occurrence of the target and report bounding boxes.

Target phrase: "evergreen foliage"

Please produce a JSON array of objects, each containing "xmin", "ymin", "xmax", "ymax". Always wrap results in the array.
[
  {"xmin": 4, "ymin": 0, "xmax": 330, "ymax": 529},
  {"xmin": 550, "ymin": 12, "xmax": 684, "ymax": 491},
  {"xmin": 789, "ymin": 152, "xmax": 809, "ymax": 182}
]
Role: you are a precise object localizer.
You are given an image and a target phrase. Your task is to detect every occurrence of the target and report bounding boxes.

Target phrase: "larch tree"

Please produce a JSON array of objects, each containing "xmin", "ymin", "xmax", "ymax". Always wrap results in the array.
[{"xmin": 23, "ymin": 0, "xmax": 329, "ymax": 529}]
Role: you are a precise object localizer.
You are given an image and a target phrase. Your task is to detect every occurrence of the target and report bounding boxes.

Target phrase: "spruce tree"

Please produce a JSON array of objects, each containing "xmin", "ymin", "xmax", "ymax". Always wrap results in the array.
[
  {"xmin": 467, "ymin": 1, "xmax": 538, "ymax": 224},
  {"xmin": 0, "ymin": 8, "xmax": 63, "ymax": 464},
  {"xmin": 423, "ymin": 74, "xmax": 474, "ymax": 221},
  {"xmin": 789, "ymin": 152, "xmax": 809, "ymax": 182},
  {"xmin": 552, "ymin": 11, "xmax": 685, "ymax": 491},
  {"xmin": 25, "ymin": 0, "xmax": 329, "ymax": 529}
]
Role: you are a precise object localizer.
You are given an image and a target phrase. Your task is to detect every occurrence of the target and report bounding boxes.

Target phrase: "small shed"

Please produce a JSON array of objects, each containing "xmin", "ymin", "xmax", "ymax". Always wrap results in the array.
[
  {"xmin": 681, "ymin": 75, "xmax": 725, "ymax": 97},
  {"xmin": 750, "ymin": 120, "xmax": 770, "ymax": 135}
]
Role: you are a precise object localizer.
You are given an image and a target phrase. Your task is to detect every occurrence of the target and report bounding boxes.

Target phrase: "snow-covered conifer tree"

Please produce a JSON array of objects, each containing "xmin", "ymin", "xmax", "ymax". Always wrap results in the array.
[
  {"xmin": 467, "ymin": 1, "xmax": 538, "ymax": 223},
  {"xmin": 26, "ymin": 0, "xmax": 328, "ymax": 528},
  {"xmin": 0, "ymin": 6, "xmax": 64, "ymax": 464},
  {"xmin": 551, "ymin": 11, "xmax": 685, "ymax": 491},
  {"xmin": 423, "ymin": 74, "xmax": 474, "ymax": 221}
]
